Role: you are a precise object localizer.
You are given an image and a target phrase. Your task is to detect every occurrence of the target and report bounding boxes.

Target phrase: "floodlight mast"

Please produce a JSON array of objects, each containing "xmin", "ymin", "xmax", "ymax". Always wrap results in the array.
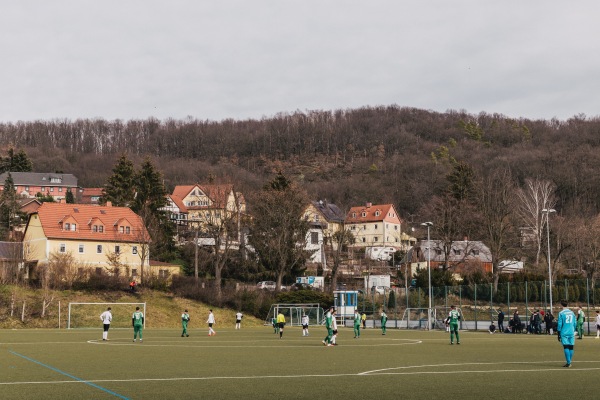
[
  {"xmin": 542, "ymin": 209, "xmax": 556, "ymax": 314},
  {"xmin": 421, "ymin": 222, "xmax": 433, "ymax": 330}
]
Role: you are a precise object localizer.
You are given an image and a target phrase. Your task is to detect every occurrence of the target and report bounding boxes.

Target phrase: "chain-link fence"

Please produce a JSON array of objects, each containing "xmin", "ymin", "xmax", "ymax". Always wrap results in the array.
[{"xmin": 357, "ymin": 278, "xmax": 599, "ymax": 334}]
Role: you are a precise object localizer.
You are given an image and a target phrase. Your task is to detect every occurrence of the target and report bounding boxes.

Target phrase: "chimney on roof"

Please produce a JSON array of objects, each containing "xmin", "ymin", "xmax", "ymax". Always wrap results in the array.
[
  {"xmin": 366, "ymin": 202, "xmax": 372, "ymax": 208},
  {"xmin": 106, "ymin": 201, "xmax": 112, "ymax": 207}
]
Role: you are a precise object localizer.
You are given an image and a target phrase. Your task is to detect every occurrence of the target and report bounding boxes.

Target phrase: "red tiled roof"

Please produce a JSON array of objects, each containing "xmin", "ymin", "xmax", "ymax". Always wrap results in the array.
[
  {"xmin": 31, "ymin": 202, "xmax": 148, "ymax": 242},
  {"xmin": 168, "ymin": 194, "xmax": 188, "ymax": 213},
  {"xmin": 81, "ymin": 187, "xmax": 103, "ymax": 196},
  {"xmin": 345, "ymin": 204, "xmax": 402, "ymax": 224},
  {"xmin": 172, "ymin": 184, "xmax": 234, "ymax": 208}
]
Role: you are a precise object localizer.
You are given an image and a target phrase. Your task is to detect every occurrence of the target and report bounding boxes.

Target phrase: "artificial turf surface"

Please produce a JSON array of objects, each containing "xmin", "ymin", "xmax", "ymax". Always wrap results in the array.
[{"xmin": 1, "ymin": 325, "xmax": 599, "ymax": 399}]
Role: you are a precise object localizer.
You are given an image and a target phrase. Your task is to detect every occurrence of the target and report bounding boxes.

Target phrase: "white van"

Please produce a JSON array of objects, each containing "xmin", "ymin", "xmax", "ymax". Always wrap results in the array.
[{"xmin": 256, "ymin": 281, "xmax": 276, "ymax": 291}]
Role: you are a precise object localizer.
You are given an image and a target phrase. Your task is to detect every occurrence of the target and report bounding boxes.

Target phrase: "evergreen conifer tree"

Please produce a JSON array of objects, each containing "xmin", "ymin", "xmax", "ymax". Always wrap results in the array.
[{"xmin": 102, "ymin": 154, "xmax": 135, "ymax": 206}]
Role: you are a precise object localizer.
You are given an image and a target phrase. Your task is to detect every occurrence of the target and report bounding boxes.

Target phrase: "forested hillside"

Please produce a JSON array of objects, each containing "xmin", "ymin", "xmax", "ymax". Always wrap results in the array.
[{"xmin": 2, "ymin": 106, "xmax": 599, "ymax": 218}]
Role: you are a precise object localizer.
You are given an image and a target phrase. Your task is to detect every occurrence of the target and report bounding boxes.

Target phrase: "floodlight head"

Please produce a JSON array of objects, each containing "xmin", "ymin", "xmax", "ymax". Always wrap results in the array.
[
  {"xmin": 541, "ymin": 208, "xmax": 556, "ymax": 214},
  {"xmin": 421, "ymin": 221, "xmax": 433, "ymax": 227}
]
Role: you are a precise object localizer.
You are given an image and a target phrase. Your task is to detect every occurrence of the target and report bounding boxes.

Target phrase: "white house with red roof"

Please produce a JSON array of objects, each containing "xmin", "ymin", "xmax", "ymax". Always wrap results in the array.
[
  {"xmin": 170, "ymin": 184, "xmax": 245, "ymax": 228},
  {"xmin": 345, "ymin": 202, "xmax": 404, "ymax": 249}
]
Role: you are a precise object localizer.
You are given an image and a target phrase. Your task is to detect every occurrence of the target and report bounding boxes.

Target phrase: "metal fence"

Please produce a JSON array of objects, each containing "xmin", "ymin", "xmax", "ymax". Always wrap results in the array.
[{"xmin": 357, "ymin": 278, "xmax": 599, "ymax": 334}]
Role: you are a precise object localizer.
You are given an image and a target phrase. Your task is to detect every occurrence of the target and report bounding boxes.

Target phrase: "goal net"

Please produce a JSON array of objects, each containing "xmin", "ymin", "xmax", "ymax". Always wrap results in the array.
[
  {"xmin": 68, "ymin": 302, "xmax": 146, "ymax": 329},
  {"xmin": 265, "ymin": 303, "xmax": 324, "ymax": 327},
  {"xmin": 399, "ymin": 307, "xmax": 463, "ymax": 330}
]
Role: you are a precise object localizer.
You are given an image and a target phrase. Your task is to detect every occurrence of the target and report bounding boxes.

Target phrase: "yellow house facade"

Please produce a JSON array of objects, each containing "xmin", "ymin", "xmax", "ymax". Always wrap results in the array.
[{"xmin": 23, "ymin": 203, "xmax": 150, "ymax": 278}]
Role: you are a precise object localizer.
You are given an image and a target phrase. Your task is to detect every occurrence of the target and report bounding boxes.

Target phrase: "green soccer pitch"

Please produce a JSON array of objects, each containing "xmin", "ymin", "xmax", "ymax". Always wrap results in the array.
[{"xmin": 1, "ymin": 327, "xmax": 599, "ymax": 400}]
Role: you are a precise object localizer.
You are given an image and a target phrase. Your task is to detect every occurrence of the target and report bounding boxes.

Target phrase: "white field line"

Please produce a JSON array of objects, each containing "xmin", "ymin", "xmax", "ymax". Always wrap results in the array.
[{"xmin": 2, "ymin": 361, "xmax": 600, "ymax": 386}]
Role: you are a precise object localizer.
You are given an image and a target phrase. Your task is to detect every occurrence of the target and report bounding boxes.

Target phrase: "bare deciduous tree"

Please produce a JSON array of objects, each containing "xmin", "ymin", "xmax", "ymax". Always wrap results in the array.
[{"xmin": 516, "ymin": 178, "xmax": 557, "ymax": 267}]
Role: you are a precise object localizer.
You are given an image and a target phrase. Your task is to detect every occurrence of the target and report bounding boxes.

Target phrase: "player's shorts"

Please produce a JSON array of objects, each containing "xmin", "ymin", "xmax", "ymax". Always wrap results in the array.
[
  {"xmin": 278, "ymin": 322, "xmax": 285, "ymax": 329},
  {"xmin": 561, "ymin": 334, "xmax": 575, "ymax": 346},
  {"xmin": 208, "ymin": 323, "xmax": 213, "ymax": 327},
  {"xmin": 236, "ymin": 319, "xmax": 241, "ymax": 323},
  {"xmin": 302, "ymin": 324, "xmax": 308, "ymax": 329},
  {"xmin": 597, "ymin": 324, "xmax": 600, "ymax": 330},
  {"xmin": 103, "ymin": 324, "xmax": 110, "ymax": 332},
  {"xmin": 333, "ymin": 329, "xmax": 338, "ymax": 335}
]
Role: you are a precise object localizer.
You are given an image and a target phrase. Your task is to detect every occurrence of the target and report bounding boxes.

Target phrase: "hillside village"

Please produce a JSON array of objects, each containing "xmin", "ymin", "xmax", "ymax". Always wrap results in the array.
[{"xmin": 0, "ymin": 168, "xmax": 504, "ymax": 293}]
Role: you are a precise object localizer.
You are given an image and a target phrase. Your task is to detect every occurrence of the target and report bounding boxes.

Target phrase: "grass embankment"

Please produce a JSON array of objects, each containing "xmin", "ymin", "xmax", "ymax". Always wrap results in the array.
[{"xmin": 0, "ymin": 285, "xmax": 264, "ymax": 329}]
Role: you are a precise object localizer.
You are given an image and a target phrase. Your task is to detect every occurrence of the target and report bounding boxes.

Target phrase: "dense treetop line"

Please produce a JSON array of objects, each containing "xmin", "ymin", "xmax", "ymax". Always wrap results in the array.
[
  {"xmin": 3, "ymin": 105, "xmax": 600, "ymax": 290},
  {"xmin": 1, "ymin": 106, "xmax": 600, "ymax": 217}
]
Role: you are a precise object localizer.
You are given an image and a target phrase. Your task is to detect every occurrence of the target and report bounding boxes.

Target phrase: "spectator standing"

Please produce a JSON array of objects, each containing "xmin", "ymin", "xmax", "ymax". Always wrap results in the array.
[
  {"xmin": 544, "ymin": 311, "xmax": 554, "ymax": 335},
  {"xmin": 361, "ymin": 312, "xmax": 367, "ymax": 329},
  {"xmin": 497, "ymin": 309, "xmax": 505, "ymax": 333},
  {"xmin": 595, "ymin": 310, "xmax": 600, "ymax": 339},
  {"xmin": 514, "ymin": 310, "xmax": 522, "ymax": 333}
]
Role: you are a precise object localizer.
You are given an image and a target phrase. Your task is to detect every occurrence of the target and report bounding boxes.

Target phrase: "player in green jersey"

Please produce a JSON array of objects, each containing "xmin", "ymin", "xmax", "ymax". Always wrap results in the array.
[
  {"xmin": 381, "ymin": 310, "xmax": 388, "ymax": 335},
  {"xmin": 272, "ymin": 316, "xmax": 278, "ymax": 334},
  {"xmin": 181, "ymin": 309, "xmax": 190, "ymax": 337},
  {"xmin": 576, "ymin": 307, "xmax": 585, "ymax": 339},
  {"xmin": 132, "ymin": 306, "xmax": 144, "ymax": 342},
  {"xmin": 447, "ymin": 305, "xmax": 461, "ymax": 345},
  {"xmin": 322, "ymin": 307, "xmax": 334, "ymax": 346},
  {"xmin": 353, "ymin": 309, "xmax": 361, "ymax": 338}
]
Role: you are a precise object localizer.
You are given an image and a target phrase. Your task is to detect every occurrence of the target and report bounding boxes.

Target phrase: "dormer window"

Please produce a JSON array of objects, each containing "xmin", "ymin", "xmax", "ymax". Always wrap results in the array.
[
  {"xmin": 92, "ymin": 224, "xmax": 104, "ymax": 233},
  {"xmin": 361, "ymin": 212, "xmax": 366, "ymax": 217},
  {"xmin": 375, "ymin": 211, "xmax": 380, "ymax": 217},
  {"xmin": 50, "ymin": 177, "xmax": 62, "ymax": 183},
  {"xmin": 352, "ymin": 212, "xmax": 356, "ymax": 218},
  {"xmin": 65, "ymin": 223, "xmax": 70, "ymax": 230}
]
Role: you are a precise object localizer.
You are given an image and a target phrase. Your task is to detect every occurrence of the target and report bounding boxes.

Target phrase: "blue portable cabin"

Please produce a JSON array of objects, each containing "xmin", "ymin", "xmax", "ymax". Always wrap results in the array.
[{"xmin": 333, "ymin": 290, "xmax": 359, "ymax": 322}]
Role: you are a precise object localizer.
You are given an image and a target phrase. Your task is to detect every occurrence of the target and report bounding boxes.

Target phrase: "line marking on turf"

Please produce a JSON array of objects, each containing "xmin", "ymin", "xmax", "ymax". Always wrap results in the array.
[
  {"xmin": 3, "ymin": 362, "xmax": 600, "ymax": 386},
  {"xmin": 85, "ymin": 338, "xmax": 423, "ymax": 348},
  {"xmin": 359, "ymin": 360, "xmax": 600, "ymax": 375},
  {"xmin": 8, "ymin": 350, "xmax": 130, "ymax": 399}
]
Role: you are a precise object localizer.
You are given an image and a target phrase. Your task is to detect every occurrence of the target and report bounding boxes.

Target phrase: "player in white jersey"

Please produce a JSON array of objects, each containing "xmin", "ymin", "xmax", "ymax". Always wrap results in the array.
[
  {"xmin": 100, "ymin": 307, "xmax": 112, "ymax": 341},
  {"xmin": 235, "ymin": 311, "xmax": 243, "ymax": 329},
  {"xmin": 331, "ymin": 309, "xmax": 338, "ymax": 345},
  {"xmin": 301, "ymin": 314, "xmax": 309, "ymax": 336},
  {"xmin": 207, "ymin": 310, "xmax": 216, "ymax": 336}
]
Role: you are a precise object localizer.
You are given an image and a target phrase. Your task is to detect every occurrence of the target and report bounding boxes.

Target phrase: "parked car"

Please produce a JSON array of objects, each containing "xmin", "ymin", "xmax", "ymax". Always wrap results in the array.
[
  {"xmin": 290, "ymin": 282, "xmax": 314, "ymax": 291},
  {"xmin": 371, "ymin": 286, "xmax": 386, "ymax": 295},
  {"xmin": 256, "ymin": 281, "xmax": 276, "ymax": 291}
]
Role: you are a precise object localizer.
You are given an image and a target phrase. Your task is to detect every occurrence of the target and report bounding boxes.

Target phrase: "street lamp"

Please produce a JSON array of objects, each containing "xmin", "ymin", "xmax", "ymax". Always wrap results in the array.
[
  {"xmin": 542, "ymin": 209, "xmax": 556, "ymax": 313},
  {"xmin": 421, "ymin": 222, "xmax": 433, "ymax": 330}
]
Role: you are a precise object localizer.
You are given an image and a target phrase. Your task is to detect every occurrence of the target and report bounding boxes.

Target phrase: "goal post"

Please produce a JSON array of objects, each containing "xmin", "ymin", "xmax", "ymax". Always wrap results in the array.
[
  {"xmin": 67, "ymin": 302, "xmax": 146, "ymax": 329},
  {"xmin": 265, "ymin": 304, "xmax": 324, "ymax": 327}
]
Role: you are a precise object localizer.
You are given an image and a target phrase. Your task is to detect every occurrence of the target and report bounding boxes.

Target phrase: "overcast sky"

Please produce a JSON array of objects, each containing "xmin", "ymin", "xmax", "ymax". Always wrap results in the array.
[{"xmin": 1, "ymin": 1, "xmax": 598, "ymax": 123}]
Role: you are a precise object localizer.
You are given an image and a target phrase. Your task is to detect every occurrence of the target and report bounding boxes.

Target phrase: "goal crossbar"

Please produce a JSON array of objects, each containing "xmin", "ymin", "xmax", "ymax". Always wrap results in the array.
[{"xmin": 68, "ymin": 302, "xmax": 146, "ymax": 329}]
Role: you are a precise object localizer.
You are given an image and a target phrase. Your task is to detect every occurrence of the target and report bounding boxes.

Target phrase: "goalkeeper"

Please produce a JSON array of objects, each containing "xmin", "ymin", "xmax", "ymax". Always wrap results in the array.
[
  {"xmin": 557, "ymin": 300, "xmax": 577, "ymax": 367},
  {"xmin": 181, "ymin": 309, "xmax": 190, "ymax": 337}
]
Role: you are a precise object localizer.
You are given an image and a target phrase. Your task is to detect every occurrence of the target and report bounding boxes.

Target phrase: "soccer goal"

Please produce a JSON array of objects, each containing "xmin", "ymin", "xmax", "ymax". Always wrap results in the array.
[
  {"xmin": 265, "ymin": 303, "xmax": 324, "ymax": 327},
  {"xmin": 67, "ymin": 302, "xmax": 146, "ymax": 329}
]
